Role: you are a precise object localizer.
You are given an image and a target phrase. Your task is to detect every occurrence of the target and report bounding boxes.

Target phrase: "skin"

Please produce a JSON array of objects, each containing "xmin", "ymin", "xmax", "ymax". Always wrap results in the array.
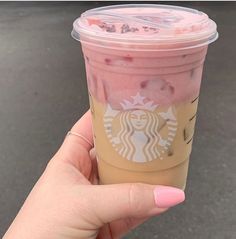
[{"xmin": 3, "ymin": 111, "xmax": 171, "ymax": 239}]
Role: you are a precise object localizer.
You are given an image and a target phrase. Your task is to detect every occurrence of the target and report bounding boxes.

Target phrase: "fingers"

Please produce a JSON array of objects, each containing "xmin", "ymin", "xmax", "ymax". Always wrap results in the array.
[
  {"xmin": 88, "ymin": 148, "xmax": 99, "ymax": 184},
  {"xmin": 97, "ymin": 217, "xmax": 149, "ymax": 239},
  {"xmin": 55, "ymin": 110, "xmax": 93, "ymax": 178},
  {"xmin": 66, "ymin": 110, "xmax": 93, "ymax": 151},
  {"xmin": 107, "ymin": 216, "xmax": 150, "ymax": 239},
  {"xmin": 82, "ymin": 184, "xmax": 185, "ymax": 225}
]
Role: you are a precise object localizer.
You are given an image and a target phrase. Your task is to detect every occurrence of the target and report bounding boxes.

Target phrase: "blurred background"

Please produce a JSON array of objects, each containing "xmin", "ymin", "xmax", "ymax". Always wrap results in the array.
[{"xmin": 0, "ymin": 2, "xmax": 235, "ymax": 238}]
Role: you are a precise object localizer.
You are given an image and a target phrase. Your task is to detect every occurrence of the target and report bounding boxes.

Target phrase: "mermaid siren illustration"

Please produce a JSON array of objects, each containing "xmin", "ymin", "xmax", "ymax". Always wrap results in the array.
[{"xmin": 104, "ymin": 93, "xmax": 177, "ymax": 163}]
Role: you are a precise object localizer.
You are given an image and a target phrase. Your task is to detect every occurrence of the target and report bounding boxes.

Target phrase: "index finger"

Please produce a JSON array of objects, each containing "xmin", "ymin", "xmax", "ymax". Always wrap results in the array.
[
  {"xmin": 69, "ymin": 110, "xmax": 94, "ymax": 151},
  {"xmin": 54, "ymin": 110, "xmax": 94, "ymax": 177}
]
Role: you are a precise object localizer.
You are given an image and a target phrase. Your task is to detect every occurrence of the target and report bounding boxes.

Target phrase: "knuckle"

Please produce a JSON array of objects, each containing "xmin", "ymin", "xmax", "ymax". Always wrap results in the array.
[
  {"xmin": 124, "ymin": 217, "xmax": 136, "ymax": 230},
  {"xmin": 128, "ymin": 183, "xmax": 146, "ymax": 215},
  {"xmin": 45, "ymin": 157, "xmax": 60, "ymax": 175}
]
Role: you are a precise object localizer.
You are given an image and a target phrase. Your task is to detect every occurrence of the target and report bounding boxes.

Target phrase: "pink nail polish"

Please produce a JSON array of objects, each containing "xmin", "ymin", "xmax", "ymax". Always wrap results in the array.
[{"xmin": 154, "ymin": 186, "xmax": 185, "ymax": 208}]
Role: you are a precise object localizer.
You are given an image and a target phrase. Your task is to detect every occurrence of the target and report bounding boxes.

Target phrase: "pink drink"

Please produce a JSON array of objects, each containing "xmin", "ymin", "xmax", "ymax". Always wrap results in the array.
[{"xmin": 72, "ymin": 4, "xmax": 218, "ymax": 189}]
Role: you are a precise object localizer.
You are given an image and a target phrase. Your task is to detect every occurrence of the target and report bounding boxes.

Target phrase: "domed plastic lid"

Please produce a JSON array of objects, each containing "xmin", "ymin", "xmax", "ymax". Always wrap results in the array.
[{"xmin": 72, "ymin": 4, "xmax": 218, "ymax": 50}]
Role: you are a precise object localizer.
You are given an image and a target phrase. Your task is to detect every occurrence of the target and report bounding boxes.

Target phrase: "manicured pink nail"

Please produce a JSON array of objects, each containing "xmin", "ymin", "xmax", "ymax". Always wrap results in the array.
[{"xmin": 154, "ymin": 186, "xmax": 185, "ymax": 208}]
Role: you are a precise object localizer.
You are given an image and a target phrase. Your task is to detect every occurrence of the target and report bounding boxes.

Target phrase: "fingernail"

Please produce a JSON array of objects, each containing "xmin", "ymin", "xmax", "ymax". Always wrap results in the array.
[{"xmin": 154, "ymin": 186, "xmax": 185, "ymax": 208}]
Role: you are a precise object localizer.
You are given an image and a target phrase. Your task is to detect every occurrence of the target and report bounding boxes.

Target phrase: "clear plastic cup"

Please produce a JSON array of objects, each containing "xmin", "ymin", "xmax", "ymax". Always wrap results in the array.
[{"xmin": 72, "ymin": 4, "xmax": 218, "ymax": 189}]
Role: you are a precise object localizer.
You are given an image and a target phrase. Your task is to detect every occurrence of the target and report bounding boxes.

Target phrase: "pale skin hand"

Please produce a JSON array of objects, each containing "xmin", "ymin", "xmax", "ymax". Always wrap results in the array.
[{"xmin": 3, "ymin": 111, "xmax": 173, "ymax": 239}]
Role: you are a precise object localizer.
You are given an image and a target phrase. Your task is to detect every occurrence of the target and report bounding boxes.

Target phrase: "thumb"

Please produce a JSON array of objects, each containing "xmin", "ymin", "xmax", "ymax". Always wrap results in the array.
[{"xmin": 84, "ymin": 183, "xmax": 185, "ymax": 224}]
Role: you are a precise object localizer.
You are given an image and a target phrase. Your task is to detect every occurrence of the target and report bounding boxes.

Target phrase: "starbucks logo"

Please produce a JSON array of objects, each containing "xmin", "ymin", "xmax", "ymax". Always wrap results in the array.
[{"xmin": 104, "ymin": 93, "xmax": 177, "ymax": 163}]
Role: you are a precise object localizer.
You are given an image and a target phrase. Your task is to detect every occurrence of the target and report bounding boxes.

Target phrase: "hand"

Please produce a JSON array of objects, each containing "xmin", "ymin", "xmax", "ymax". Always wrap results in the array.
[{"xmin": 3, "ymin": 111, "xmax": 185, "ymax": 239}]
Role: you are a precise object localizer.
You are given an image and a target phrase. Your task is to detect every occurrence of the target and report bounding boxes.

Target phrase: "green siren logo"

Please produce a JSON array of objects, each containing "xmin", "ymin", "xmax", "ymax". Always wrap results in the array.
[{"xmin": 104, "ymin": 93, "xmax": 177, "ymax": 163}]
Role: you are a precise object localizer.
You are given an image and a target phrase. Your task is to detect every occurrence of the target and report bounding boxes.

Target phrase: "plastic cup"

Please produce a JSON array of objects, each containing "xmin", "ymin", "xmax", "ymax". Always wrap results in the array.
[{"xmin": 72, "ymin": 4, "xmax": 218, "ymax": 189}]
